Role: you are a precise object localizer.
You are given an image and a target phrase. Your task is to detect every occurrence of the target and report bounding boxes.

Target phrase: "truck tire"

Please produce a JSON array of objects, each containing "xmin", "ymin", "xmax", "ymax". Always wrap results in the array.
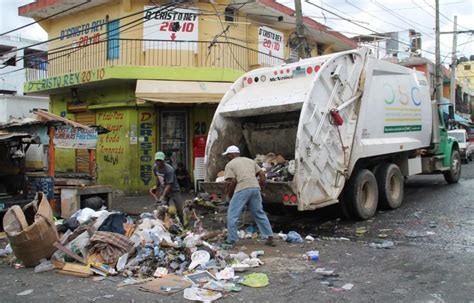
[
  {"xmin": 339, "ymin": 191, "xmax": 354, "ymax": 219},
  {"xmin": 375, "ymin": 163, "xmax": 404, "ymax": 209},
  {"xmin": 443, "ymin": 149, "xmax": 461, "ymax": 184},
  {"xmin": 346, "ymin": 169, "xmax": 378, "ymax": 220}
]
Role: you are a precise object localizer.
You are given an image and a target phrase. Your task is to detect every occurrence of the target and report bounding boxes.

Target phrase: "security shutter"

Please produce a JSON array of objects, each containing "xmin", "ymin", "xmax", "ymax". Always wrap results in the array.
[{"xmin": 75, "ymin": 111, "xmax": 96, "ymax": 175}]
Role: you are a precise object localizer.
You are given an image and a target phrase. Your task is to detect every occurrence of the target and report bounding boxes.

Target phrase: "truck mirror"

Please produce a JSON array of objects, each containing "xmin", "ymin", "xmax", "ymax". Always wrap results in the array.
[{"xmin": 448, "ymin": 104, "xmax": 454, "ymax": 120}]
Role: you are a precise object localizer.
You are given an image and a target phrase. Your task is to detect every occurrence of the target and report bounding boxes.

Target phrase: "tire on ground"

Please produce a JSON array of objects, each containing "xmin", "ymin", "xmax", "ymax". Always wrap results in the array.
[
  {"xmin": 375, "ymin": 163, "xmax": 404, "ymax": 209},
  {"xmin": 444, "ymin": 149, "xmax": 462, "ymax": 184},
  {"xmin": 346, "ymin": 169, "xmax": 378, "ymax": 220}
]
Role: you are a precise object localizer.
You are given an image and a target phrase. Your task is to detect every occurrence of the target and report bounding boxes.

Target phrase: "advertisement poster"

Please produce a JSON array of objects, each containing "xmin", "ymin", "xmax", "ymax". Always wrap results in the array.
[{"xmin": 54, "ymin": 126, "xmax": 97, "ymax": 149}]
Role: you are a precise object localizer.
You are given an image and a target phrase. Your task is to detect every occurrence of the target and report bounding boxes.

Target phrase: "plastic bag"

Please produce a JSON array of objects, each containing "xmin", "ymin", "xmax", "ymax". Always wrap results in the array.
[{"xmin": 286, "ymin": 231, "xmax": 304, "ymax": 243}]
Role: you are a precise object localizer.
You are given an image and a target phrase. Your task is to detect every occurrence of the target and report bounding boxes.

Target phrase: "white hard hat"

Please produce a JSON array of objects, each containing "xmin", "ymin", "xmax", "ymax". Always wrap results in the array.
[{"xmin": 222, "ymin": 145, "xmax": 240, "ymax": 156}]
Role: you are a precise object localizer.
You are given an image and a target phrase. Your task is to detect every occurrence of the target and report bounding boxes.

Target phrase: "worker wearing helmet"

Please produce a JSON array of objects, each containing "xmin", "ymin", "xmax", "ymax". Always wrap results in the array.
[{"xmin": 223, "ymin": 145, "xmax": 275, "ymax": 247}]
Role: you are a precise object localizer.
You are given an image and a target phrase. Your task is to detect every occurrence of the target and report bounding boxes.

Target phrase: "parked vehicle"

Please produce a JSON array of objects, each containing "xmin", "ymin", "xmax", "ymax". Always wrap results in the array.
[
  {"xmin": 448, "ymin": 129, "xmax": 473, "ymax": 163},
  {"xmin": 201, "ymin": 48, "xmax": 460, "ymax": 220}
]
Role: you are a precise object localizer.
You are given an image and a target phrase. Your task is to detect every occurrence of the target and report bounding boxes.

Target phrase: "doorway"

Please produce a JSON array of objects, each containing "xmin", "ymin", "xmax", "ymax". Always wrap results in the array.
[{"xmin": 160, "ymin": 110, "xmax": 187, "ymax": 168}]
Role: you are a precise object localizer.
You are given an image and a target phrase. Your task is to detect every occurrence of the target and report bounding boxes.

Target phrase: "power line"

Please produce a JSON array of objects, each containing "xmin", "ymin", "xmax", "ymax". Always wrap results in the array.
[
  {"xmin": 0, "ymin": 3, "xmax": 178, "ymax": 71},
  {"xmin": 0, "ymin": 0, "xmax": 91, "ymax": 36},
  {"xmin": 210, "ymin": 2, "xmax": 246, "ymax": 70},
  {"xmin": 422, "ymin": 0, "xmax": 471, "ymax": 31},
  {"xmin": 306, "ymin": 0, "xmax": 455, "ymax": 57},
  {"xmin": 0, "ymin": 3, "xmax": 176, "ymax": 57},
  {"xmin": 370, "ymin": 0, "xmax": 452, "ymax": 49},
  {"xmin": 0, "ymin": 4, "xmax": 178, "ymax": 76}
]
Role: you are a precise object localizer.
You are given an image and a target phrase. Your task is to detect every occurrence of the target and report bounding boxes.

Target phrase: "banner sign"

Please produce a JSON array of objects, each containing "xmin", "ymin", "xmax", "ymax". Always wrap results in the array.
[
  {"xmin": 54, "ymin": 126, "xmax": 97, "ymax": 149},
  {"xmin": 143, "ymin": 6, "xmax": 199, "ymax": 52},
  {"xmin": 258, "ymin": 26, "xmax": 284, "ymax": 64}
]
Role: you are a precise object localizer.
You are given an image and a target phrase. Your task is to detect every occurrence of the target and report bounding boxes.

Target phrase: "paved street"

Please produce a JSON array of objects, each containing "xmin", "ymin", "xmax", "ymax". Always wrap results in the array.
[{"xmin": 1, "ymin": 162, "xmax": 473, "ymax": 303}]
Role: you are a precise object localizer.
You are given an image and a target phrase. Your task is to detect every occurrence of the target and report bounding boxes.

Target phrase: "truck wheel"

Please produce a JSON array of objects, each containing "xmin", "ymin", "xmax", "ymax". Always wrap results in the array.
[
  {"xmin": 346, "ymin": 169, "xmax": 378, "ymax": 220},
  {"xmin": 375, "ymin": 163, "xmax": 404, "ymax": 209},
  {"xmin": 443, "ymin": 149, "xmax": 461, "ymax": 184},
  {"xmin": 339, "ymin": 191, "xmax": 354, "ymax": 219}
]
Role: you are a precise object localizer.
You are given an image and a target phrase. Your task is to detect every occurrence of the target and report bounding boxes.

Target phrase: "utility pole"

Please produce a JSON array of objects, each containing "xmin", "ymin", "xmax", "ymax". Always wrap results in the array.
[
  {"xmin": 294, "ymin": 0, "xmax": 307, "ymax": 59},
  {"xmin": 435, "ymin": 0, "xmax": 443, "ymax": 105},
  {"xmin": 449, "ymin": 16, "xmax": 457, "ymax": 112}
]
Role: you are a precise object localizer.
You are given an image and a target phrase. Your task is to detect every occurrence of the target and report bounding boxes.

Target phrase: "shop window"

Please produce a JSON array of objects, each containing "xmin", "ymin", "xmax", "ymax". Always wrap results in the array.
[{"xmin": 160, "ymin": 111, "xmax": 188, "ymax": 168}]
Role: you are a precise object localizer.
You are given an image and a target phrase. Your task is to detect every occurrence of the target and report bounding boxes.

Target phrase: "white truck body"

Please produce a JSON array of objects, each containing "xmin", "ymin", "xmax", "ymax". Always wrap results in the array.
[{"xmin": 204, "ymin": 48, "xmax": 434, "ymax": 211}]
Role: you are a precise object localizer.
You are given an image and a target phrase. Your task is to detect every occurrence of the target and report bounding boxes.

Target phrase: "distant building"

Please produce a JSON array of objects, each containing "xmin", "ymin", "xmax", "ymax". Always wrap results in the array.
[
  {"xmin": 0, "ymin": 35, "xmax": 49, "ymax": 169},
  {"xmin": 354, "ymin": 29, "xmax": 421, "ymax": 60}
]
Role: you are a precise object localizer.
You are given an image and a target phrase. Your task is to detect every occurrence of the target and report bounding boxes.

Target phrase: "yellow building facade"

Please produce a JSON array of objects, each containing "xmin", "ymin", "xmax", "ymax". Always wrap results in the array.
[{"xmin": 20, "ymin": 0, "xmax": 356, "ymax": 194}]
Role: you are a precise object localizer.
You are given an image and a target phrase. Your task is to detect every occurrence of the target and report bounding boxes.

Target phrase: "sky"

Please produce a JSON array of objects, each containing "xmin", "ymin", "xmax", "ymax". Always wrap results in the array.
[{"xmin": 0, "ymin": 0, "xmax": 472, "ymax": 63}]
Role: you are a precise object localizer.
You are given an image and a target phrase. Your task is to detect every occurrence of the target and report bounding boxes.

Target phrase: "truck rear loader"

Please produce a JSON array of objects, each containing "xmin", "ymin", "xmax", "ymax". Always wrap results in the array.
[{"xmin": 201, "ymin": 48, "xmax": 461, "ymax": 220}]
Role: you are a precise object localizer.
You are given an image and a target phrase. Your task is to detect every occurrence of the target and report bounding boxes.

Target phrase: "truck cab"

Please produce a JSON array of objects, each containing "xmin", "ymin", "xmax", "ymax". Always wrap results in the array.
[{"xmin": 448, "ymin": 129, "xmax": 473, "ymax": 163}]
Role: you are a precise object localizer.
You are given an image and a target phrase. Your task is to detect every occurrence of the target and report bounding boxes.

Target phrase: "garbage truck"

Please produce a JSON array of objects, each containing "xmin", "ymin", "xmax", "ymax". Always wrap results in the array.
[{"xmin": 200, "ymin": 48, "xmax": 461, "ymax": 220}]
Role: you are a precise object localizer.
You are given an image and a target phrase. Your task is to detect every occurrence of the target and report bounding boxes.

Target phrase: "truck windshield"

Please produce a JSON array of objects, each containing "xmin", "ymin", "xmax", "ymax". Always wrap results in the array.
[{"xmin": 449, "ymin": 132, "xmax": 466, "ymax": 143}]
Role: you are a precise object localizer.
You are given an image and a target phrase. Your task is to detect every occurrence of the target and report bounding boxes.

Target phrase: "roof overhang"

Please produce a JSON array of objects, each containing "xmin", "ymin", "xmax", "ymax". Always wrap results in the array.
[
  {"xmin": 136, "ymin": 80, "xmax": 231, "ymax": 104},
  {"xmin": 241, "ymin": 0, "xmax": 357, "ymax": 51},
  {"xmin": 19, "ymin": 0, "xmax": 110, "ymax": 19}
]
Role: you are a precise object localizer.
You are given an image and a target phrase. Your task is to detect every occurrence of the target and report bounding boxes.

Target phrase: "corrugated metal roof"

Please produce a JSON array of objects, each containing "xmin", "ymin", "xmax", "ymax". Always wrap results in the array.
[
  {"xmin": 0, "ymin": 131, "xmax": 30, "ymax": 142},
  {"xmin": 0, "ymin": 110, "xmax": 91, "ymax": 130},
  {"xmin": 35, "ymin": 109, "xmax": 91, "ymax": 129}
]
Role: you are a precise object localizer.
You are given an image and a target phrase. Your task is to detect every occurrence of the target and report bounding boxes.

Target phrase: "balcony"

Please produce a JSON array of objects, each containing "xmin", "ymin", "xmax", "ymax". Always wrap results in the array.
[{"xmin": 26, "ymin": 38, "xmax": 285, "ymax": 82}]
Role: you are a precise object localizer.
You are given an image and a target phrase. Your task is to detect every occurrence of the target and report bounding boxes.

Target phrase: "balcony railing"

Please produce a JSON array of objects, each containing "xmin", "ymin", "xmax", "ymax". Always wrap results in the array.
[{"xmin": 27, "ymin": 38, "xmax": 285, "ymax": 81}]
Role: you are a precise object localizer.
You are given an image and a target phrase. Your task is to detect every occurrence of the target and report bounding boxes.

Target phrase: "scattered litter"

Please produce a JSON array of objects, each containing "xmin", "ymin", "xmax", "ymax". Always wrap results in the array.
[
  {"xmin": 89, "ymin": 294, "xmax": 114, "ymax": 302},
  {"xmin": 185, "ymin": 271, "xmax": 217, "ymax": 285},
  {"xmin": 413, "ymin": 211, "xmax": 422, "ymax": 219},
  {"xmin": 140, "ymin": 275, "xmax": 192, "ymax": 295},
  {"xmin": 241, "ymin": 273, "xmax": 269, "ymax": 288},
  {"xmin": 321, "ymin": 236, "xmax": 350, "ymax": 242},
  {"xmin": 216, "ymin": 267, "xmax": 235, "ymax": 280},
  {"xmin": 342, "ymin": 283, "xmax": 354, "ymax": 290},
  {"xmin": 429, "ymin": 221, "xmax": 437, "ymax": 228},
  {"xmin": 16, "ymin": 289, "xmax": 33, "ymax": 296},
  {"xmin": 116, "ymin": 253, "xmax": 128, "ymax": 272},
  {"xmin": 369, "ymin": 240, "xmax": 395, "ymax": 249},
  {"xmin": 0, "ymin": 244, "xmax": 12, "ymax": 257},
  {"xmin": 189, "ymin": 250, "xmax": 211, "ymax": 270},
  {"xmin": 153, "ymin": 267, "xmax": 169, "ymax": 278},
  {"xmin": 355, "ymin": 227, "xmax": 367, "ymax": 236},
  {"xmin": 286, "ymin": 231, "xmax": 304, "ymax": 243},
  {"xmin": 315, "ymin": 268, "xmax": 335, "ymax": 275},
  {"xmin": 405, "ymin": 231, "xmax": 436, "ymax": 238},
  {"xmin": 183, "ymin": 287, "xmax": 223, "ymax": 302},
  {"xmin": 306, "ymin": 250, "xmax": 320, "ymax": 261},
  {"xmin": 377, "ymin": 234, "xmax": 388, "ymax": 238},
  {"xmin": 277, "ymin": 232, "xmax": 288, "ymax": 241},
  {"xmin": 305, "ymin": 235, "xmax": 315, "ymax": 242},
  {"xmin": 250, "ymin": 250, "xmax": 264, "ymax": 259},
  {"xmin": 34, "ymin": 259, "xmax": 54, "ymax": 273}
]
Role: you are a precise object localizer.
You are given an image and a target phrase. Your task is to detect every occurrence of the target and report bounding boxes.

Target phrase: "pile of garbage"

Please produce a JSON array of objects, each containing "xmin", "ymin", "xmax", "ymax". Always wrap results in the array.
[
  {"xmin": 215, "ymin": 153, "xmax": 295, "ymax": 183},
  {"xmin": 0, "ymin": 192, "xmax": 270, "ymax": 301},
  {"xmin": 255, "ymin": 153, "xmax": 295, "ymax": 182}
]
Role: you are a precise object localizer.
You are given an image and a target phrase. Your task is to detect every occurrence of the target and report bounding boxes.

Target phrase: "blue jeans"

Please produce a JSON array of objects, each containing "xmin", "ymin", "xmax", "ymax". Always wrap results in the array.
[{"xmin": 227, "ymin": 187, "xmax": 273, "ymax": 243}]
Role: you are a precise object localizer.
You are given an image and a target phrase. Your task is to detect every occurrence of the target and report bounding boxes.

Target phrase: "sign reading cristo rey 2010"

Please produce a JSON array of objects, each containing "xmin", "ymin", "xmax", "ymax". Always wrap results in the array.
[
  {"xmin": 258, "ymin": 26, "xmax": 285, "ymax": 64},
  {"xmin": 25, "ymin": 68, "xmax": 106, "ymax": 92},
  {"xmin": 143, "ymin": 6, "xmax": 199, "ymax": 52}
]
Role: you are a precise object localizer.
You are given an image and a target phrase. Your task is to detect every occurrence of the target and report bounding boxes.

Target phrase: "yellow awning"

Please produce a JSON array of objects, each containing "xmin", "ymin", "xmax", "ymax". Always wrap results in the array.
[{"xmin": 135, "ymin": 80, "xmax": 231, "ymax": 104}]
